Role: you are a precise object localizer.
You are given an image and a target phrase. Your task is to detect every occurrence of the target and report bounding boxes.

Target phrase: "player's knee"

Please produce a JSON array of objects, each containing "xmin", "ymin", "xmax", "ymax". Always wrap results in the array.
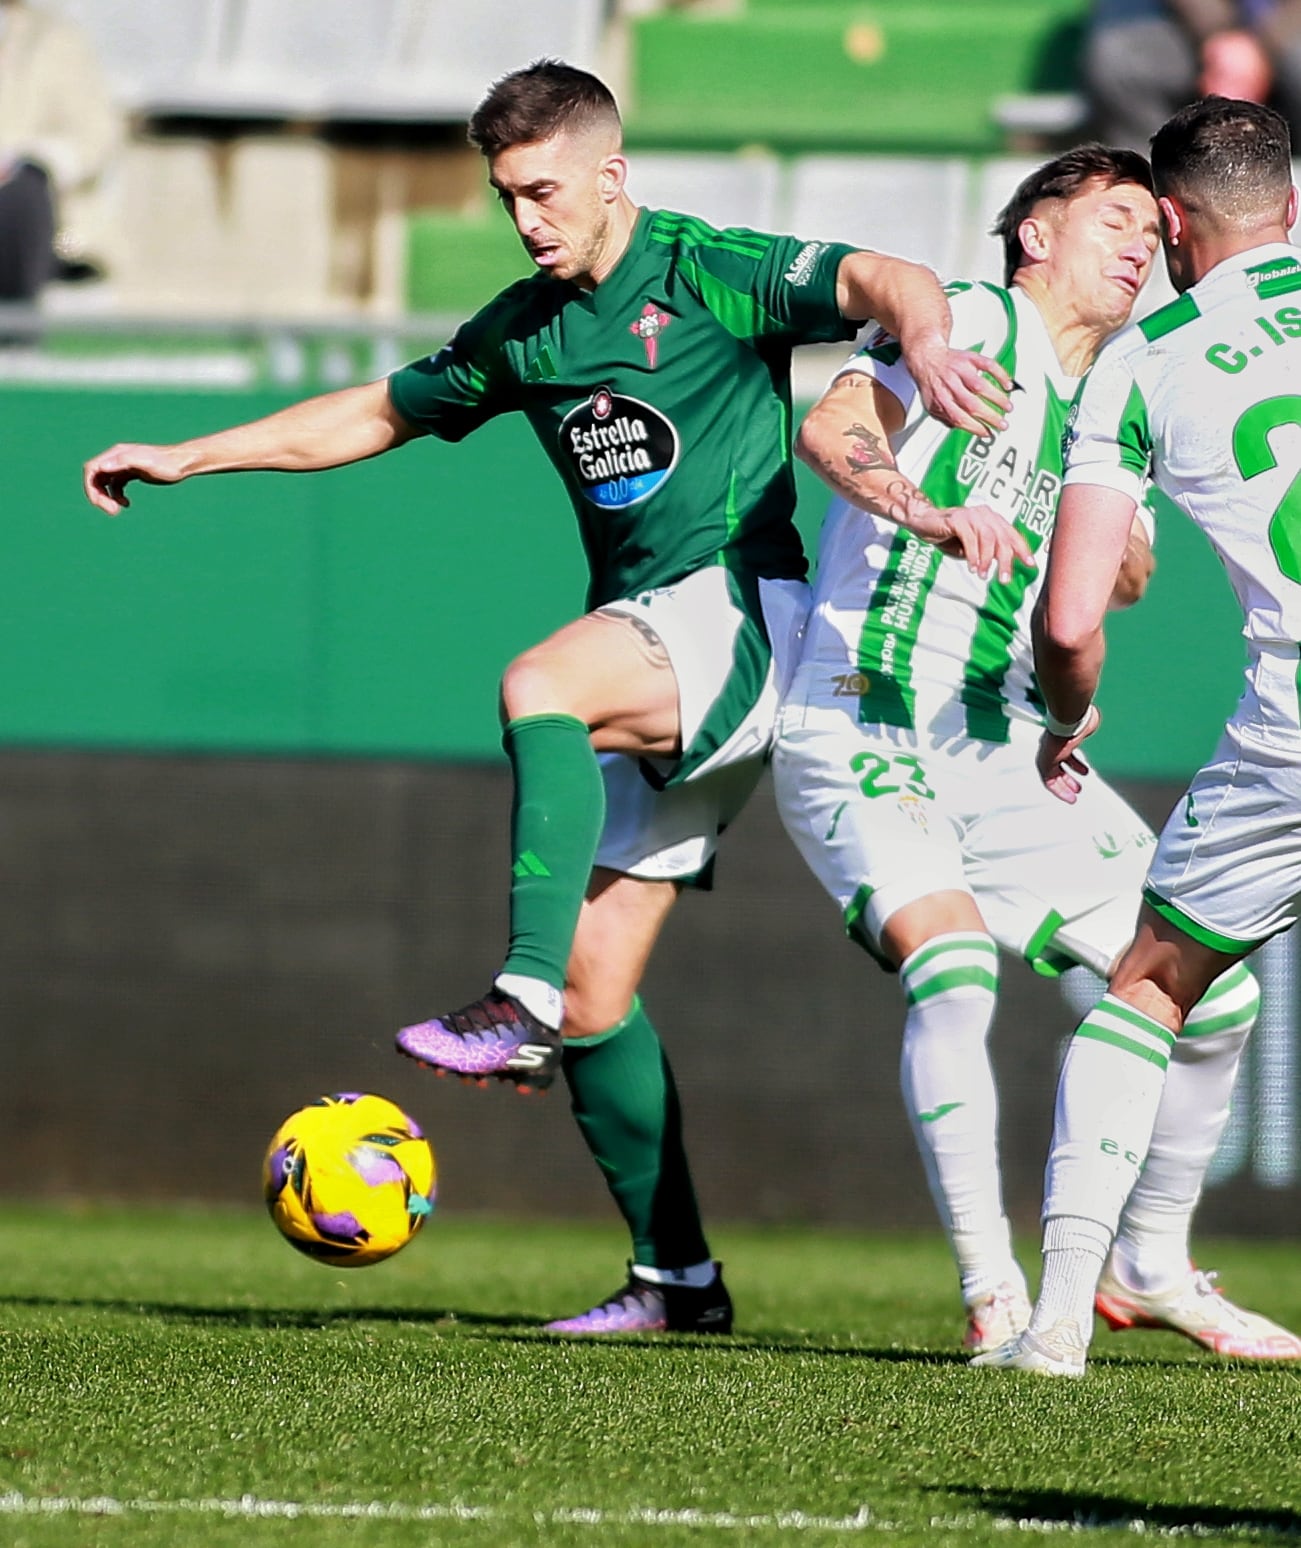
[
  {"xmin": 563, "ymin": 980, "xmax": 635, "ymax": 1039},
  {"xmin": 500, "ymin": 648, "xmax": 580, "ymax": 722}
]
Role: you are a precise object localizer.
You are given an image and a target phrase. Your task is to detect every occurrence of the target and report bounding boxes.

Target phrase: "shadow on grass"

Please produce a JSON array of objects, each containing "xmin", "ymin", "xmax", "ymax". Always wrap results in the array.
[
  {"xmin": 0, "ymin": 1293, "xmax": 521, "ymax": 1331},
  {"xmin": 947, "ymin": 1485, "xmax": 1301, "ymax": 1540},
  {"xmin": 0, "ymin": 1292, "xmax": 972, "ymax": 1361}
]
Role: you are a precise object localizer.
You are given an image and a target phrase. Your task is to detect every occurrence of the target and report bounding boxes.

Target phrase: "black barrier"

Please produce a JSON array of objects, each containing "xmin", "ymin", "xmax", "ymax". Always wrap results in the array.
[{"xmin": 0, "ymin": 748, "xmax": 1293, "ymax": 1236}]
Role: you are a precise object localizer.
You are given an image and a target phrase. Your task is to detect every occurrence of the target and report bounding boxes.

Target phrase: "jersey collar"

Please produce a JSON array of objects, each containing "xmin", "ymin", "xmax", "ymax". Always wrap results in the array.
[
  {"xmin": 1011, "ymin": 284, "xmax": 1083, "ymax": 394},
  {"xmin": 1193, "ymin": 241, "xmax": 1301, "ymax": 298}
]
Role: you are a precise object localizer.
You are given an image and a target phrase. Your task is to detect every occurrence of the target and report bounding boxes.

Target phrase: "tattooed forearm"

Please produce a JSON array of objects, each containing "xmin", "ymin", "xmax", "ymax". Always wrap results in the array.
[
  {"xmin": 879, "ymin": 477, "xmax": 935, "ymax": 528},
  {"xmin": 805, "ymin": 445, "xmax": 931, "ymax": 532},
  {"xmin": 842, "ymin": 421, "xmax": 891, "ymax": 475},
  {"xmin": 594, "ymin": 607, "xmax": 672, "ymax": 670}
]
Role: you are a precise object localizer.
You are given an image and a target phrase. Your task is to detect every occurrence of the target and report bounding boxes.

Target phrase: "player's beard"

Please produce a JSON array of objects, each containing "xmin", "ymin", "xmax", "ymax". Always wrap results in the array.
[{"xmin": 565, "ymin": 204, "xmax": 612, "ymax": 285}]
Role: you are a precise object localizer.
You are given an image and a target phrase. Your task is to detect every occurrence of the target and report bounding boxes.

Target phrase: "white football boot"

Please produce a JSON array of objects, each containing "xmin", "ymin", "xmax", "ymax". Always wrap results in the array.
[
  {"xmin": 970, "ymin": 1319, "xmax": 1088, "ymax": 1377},
  {"xmin": 1095, "ymin": 1263, "xmax": 1301, "ymax": 1360},
  {"xmin": 963, "ymin": 1282, "xmax": 1033, "ymax": 1354}
]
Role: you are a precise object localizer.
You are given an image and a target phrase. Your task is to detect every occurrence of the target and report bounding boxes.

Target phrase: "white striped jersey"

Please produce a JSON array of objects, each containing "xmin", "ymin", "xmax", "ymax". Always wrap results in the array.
[
  {"xmin": 1066, "ymin": 242, "xmax": 1301, "ymax": 748},
  {"xmin": 798, "ymin": 282, "xmax": 1080, "ymax": 742}
]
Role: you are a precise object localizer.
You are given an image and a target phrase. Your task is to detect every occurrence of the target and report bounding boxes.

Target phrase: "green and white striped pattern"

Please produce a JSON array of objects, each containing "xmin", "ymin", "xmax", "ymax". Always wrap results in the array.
[
  {"xmin": 801, "ymin": 283, "xmax": 1081, "ymax": 742},
  {"xmin": 900, "ymin": 933, "xmax": 999, "ymax": 1007},
  {"xmin": 1183, "ymin": 960, "xmax": 1260, "ymax": 1038},
  {"xmin": 1066, "ymin": 241, "xmax": 1301, "ymax": 736},
  {"xmin": 1074, "ymin": 994, "xmax": 1177, "ymax": 1071}
]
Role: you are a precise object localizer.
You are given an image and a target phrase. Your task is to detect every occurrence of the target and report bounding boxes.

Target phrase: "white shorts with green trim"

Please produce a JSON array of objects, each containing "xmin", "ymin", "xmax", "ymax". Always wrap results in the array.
[
  {"xmin": 772, "ymin": 704, "xmax": 1155, "ymax": 975},
  {"xmin": 593, "ymin": 568, "xmax": 809, "ymax": 883},
  {"xmin": 599, "ymin": 566, "xmax": 810, "ymax": 788},
  {"xmin": 1145, "ymin": 722, "xmax": 1301, "ymax": 953},
  {"xmin": 592, "ymin": 753, "xmax": 765, "ymax": 884}
]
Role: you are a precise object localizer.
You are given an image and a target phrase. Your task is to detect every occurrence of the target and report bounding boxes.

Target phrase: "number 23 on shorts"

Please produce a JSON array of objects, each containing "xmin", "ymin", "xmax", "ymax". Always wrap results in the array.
[{"xmin": 849, "ymin": 749, "xmax": 937, "ymax": 800}]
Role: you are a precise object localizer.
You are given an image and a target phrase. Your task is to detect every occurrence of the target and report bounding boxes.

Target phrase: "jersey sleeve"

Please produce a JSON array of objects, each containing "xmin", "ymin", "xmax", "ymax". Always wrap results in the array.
[
  {"xmin": 683, "ymin": 226, "xmax": 859, "ymax": 346},
  {"xmin": 1062, "ymin": 342, "xmax": 1151, "ymax": 504},
  {"xmin": 387, "ymin": 297, "xmax": 519, "ymax": 442},
  {"xmin": 832, "ymin": 281, "xmax": 1012, "ymax": 432}
]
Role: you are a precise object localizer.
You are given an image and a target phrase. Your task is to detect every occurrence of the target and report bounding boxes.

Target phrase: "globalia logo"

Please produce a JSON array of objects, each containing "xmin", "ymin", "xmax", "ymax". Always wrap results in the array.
[{"xmin": 560, "ymin": 386, "xmax": 680, "ymax": 508}]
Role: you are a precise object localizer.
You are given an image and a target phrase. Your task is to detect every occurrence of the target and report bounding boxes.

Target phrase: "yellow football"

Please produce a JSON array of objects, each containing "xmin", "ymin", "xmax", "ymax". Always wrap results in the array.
[{"xmin": 262, "ymin": 1093, "xmax": 435, "ymax": 1267}]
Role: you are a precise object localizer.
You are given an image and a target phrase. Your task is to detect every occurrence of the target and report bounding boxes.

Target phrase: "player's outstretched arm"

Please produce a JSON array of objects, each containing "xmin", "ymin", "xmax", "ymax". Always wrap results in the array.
[
  {"xmin": 1032, "ymin": 481, "xmax": 1136, "ymax": 801},
  {"xmin": 834, "ymin": 250, "xmax": 1011, "ymax": 438},
  {"xmin": 795, "ymin": 373, "xmax": 1032, "ymax": 582},
  {"xmin": 83, "ymin": 380, "xmax": 417, "ymax": 515}
]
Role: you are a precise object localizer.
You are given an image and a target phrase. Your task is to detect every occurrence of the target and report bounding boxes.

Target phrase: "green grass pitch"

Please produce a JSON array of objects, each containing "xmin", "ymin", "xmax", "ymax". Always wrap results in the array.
[{"xmin": 0, "ymin": 1206, "xmax": 1296, "ymax": 1547}]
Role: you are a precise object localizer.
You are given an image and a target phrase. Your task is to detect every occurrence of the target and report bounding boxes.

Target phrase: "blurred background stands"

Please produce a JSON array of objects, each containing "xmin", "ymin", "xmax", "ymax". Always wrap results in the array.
[
  {"xmin": 2, "ymin": 0, "xmax": 1298, "ymax": 1227},
  {"xmin": 14, "ymin": 0, "xmax": 1102, "ymax": 333}
]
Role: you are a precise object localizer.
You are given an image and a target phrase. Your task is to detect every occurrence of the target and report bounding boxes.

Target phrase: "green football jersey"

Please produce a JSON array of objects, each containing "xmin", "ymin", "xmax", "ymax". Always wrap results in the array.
[{"xmin": 389, "ymin": 209, "xmax": 858, "ymax": 609}]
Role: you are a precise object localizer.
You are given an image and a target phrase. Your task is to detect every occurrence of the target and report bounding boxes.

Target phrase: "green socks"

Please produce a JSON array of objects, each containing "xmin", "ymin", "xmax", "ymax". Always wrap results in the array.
[
  {"xmin": 501, "ymin": 718, "xmax": 707, "ymax": 1270},
  {"xmin": 501, "ymin": 713, "xmax": 606, "ymax": 994},
  {"xmin": 563, "ymin": 1000, "xmax": 711, "ymax": 1270}
]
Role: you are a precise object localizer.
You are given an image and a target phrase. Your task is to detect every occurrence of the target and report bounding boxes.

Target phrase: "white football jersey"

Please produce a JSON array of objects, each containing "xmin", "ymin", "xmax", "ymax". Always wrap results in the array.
[
  {"xmin": 798, "ymin": 282, "xmax": 1081, "ymax": 743},
  {"xmin": 1067, "ymin": 242, "xmax": 1301, "ymax": 748}
]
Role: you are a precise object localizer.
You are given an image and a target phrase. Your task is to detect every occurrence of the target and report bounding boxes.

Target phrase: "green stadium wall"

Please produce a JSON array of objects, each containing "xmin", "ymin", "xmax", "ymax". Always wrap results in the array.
[
  {"xmin": 6, "ymin": 384, "xmax": 1244, "ymax": 778},
  {"xmin": 1, "ymin": 384, "xmax": 1295, "ymax": 1231}
]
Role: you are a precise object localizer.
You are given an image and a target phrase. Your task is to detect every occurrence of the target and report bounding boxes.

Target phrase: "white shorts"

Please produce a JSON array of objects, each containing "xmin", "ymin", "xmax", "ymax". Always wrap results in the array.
[
  {"xmin": 1146, "ymin": 722, "xmax": 1301, "ymax": 951},
  {"xmin": 593, "ymin": 568, "xmax": 809, "ymax": 883},
  {"xmin": 772, "ymin": 703, "xmax": 1155, "ymax": 975}
]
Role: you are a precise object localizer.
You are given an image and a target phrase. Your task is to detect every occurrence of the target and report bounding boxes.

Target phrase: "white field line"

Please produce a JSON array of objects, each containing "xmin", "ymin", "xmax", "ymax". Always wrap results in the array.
[
  {"xmin": 0, "ymin": 1492, "xmax": 875, "ymax": 1532},
  {"xmin": 0, "ymin": 1496, "xmax": 1289, "ymax": 1538}
]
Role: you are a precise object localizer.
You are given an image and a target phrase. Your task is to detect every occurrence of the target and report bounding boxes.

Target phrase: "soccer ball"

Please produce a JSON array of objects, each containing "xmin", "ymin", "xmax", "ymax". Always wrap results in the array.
[{"xmin": 262, "ymin": 1093, "xmax": 435, "ymax": 1267}]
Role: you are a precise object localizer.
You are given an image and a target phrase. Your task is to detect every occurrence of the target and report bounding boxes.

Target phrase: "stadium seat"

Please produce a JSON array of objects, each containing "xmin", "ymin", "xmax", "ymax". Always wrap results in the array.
[
  {"xmin": 227, "ymin": 138, "xmax": 336, "ymax": 314},
  {"xmin": 405, "ymin": 210, "xmax": 533, "ymax": 317},
  {"xmin": 113, "ymin": 139, "xmax": 237, "ymax": 313},
  {"xmin": 788, "ymin": 157, "xmax": 969, "ymax": 278},
  {"xmin": 622, "ymin": 153, "xmax": 782, "ymax": 233},
  {"xmin": 44, "ymin": 0, "xmax": 230, "ymax": 115},
  {"xmin": 326, "ymin": 0, "xmax": 606, "ymax": 122},
  {"xmin": 53, "ymin": 0, "xmax": 604, "ymax": 124},
  {"xmin": 215, "ymin": 0, "xmax": 406, "ymax": 118},
  {"xmin": 991, "ymin": 92, "xmax": 1089, "ymax": 141},
  {"xmin": 626, "ymin": 2, "xmax": 1088, "ymax": 155}
]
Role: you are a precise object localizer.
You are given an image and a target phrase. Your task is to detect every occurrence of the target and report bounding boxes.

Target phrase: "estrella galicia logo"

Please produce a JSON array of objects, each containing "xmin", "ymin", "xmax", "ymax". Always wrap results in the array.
[{"xmin": 560, "ymin": 386, "xmax": 680, "ymax": 508}]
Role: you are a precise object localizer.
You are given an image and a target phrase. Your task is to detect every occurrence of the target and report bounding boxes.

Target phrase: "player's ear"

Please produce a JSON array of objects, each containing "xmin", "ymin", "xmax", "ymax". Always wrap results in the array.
[
  {"xmin": 1017, "ymin": 214, "xmax": 1049, "ymax": 265},
  {"xmin": 598, "ymin": 152, "xmax": 628, "ymax": 203},
  {"xmin": 1287, "ymin": 184, "xmax": 1299, "ymax": 231},
  {"xmin": 1158, "ymin": 195, "xmax": 1184, "ymax": 247}
]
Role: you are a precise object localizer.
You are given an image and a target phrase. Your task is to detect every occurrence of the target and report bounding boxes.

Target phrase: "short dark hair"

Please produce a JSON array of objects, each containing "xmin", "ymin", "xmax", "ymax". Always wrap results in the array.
[
  {"xmin": 1150, "ymin": 95, "xmax": 1292, "ymax": 226},
  {"xmin": 993, "ymin": 144, "xmax": 1154, "ymax": 286},
  {"xmin": 468, "ymin": 58, "xmax": 621, "ymax": 158}
]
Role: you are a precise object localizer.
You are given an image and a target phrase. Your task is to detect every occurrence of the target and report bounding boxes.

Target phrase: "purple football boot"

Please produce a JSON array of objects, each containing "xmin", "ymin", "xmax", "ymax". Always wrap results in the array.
[
  {"xmin": 545, "ymin": 1264, "xmax": 733, "ymax": 1335},
  {"xmin": 396, "ymin": 989, "xmax": 562, "ymax": 1091}
]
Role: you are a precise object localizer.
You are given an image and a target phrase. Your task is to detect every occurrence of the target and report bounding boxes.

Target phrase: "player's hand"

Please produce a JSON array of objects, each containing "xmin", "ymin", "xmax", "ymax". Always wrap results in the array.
[
  {"xmin": 1036, "ymin": 705, "xmax": 1102, "ymax": 804},
  {"xmin": 908, "ymin": 341, "xmax": 1012, "ymax": 438},
  {"xmin": 925, "ymin": 502, "xmax": 1034, "ymax": 584},
  {"xmin": 83, "ymin": 443, "xmax": 189, "ymax": 515}
]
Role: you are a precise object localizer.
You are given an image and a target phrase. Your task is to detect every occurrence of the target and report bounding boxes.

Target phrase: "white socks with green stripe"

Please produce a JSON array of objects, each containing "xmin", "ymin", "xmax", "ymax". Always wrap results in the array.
[
  {"xmin": 1111, "ymin": 963, "xmax": 1259, "ymax": 1294},
  {"xmin": 899, "ymin": 932, "xmax": 1023, "ymax": 1304},
  {"xmin": 1035, "ymin": 992, "xmax": 1178, "ymax": 1336}
]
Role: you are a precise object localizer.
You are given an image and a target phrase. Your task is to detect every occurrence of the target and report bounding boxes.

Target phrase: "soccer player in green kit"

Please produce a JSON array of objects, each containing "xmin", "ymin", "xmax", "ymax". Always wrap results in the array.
[{"xmin": 82, "ymin": 61, "xmax": 1021, "ymax": 1333}]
